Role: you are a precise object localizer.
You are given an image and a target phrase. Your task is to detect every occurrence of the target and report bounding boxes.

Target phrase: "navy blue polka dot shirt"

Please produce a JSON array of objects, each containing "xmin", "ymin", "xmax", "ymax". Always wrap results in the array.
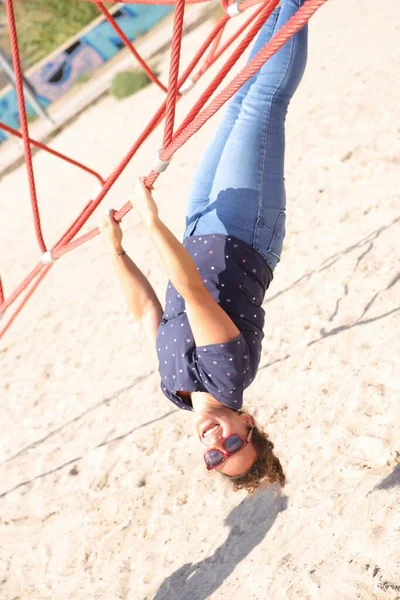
[{"xmin": 156, "ymin": 234, "xmax": 272, "ymax": 411}]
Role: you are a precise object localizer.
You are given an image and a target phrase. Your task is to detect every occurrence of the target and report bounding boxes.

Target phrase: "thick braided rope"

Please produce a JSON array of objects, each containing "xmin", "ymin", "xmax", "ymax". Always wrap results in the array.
[
  {"xmin": 0, "ymin": 4, "xmax": 230, "ymax": 330},
  {"xmin": 154, "ymin": 0, "xmax": 277, "ymax": 170},
  {"xmin": 0, "ymin": 266, "xmax": 51, "ymax": 339},
  {"xmin": 96, "ymin": 3, "xmax": 168, "ymax": 93},
  {"xmin": 42, "ymin": 0, "xmax": 322, "ymax": 256},
  {"xmin": 80, "ymin": 0, "xmax": 209, "ymax": 5},
  {"xmin": 208, "ymin": 27, "xmax": 225, "ymax": 65},
  {"xmin": 0, "ymin": 263, "xmax": 44, "ymax": 315},
  {"xmin": 220, "ymin": 0, "xmax": 231, "ymax": 12},
  {"xmin": 0, "ymin": 122, "xmax": 105, "ymax": 185},
  {"xmin": 49, "ymin": 13, "xmax": 231, "ymax": 260},
  {"xmin": 0, "ymin": 0, "xmax": 326, "ymax": 337},
  {"xmin": 191, "ymin": 0, "xmax": 266, "ymax": 83},
  {"xmin": 0, "ymin": 199, "xmax": 95, "ymax": 316},
  {"xmin": 162, "ymin": 0, "xmax": 186, "ymax": 148},
  {"xmin": 241, "ymin": 0, "xmax": 267, "ymax": 9},
  {"xmin": 159, "ymin": 0, "xmax": 327, "ymax": 164},
  {"xmin": 52, "ymin": 0, "xmax": 323, "ymax": 259},
  {"xmin": 192, "ymin": 1, "xmax": 266, "ymax": 83},
  {"xmin": 5, "ymin": 0, "xmax": 46, "ymax": 253},
  {"xmin": 175, "ymin": 0, "xmax": 278, "ymax": 138},
  {"xmin": 206, "ymin": 24, "xmax": 225, "ymax": 64}
]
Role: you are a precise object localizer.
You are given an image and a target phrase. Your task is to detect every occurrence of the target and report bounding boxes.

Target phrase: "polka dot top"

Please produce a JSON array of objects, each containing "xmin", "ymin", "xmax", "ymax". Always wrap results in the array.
[{"xmin": 156, "ymin": 234, "xmax": 273, "ymax": 411}]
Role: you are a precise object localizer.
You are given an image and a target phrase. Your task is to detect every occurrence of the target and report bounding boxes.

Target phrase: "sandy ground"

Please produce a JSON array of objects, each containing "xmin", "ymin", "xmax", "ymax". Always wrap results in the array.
[{"xmin": 0, "ymin": 1, "xmax": 399, "ymax": 599}]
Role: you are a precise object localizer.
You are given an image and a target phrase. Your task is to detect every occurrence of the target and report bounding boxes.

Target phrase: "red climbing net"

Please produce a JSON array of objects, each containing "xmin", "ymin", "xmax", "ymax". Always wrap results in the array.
[{"xmin": 0, "ymin": 0, "xmax": 328, "ymax": 339}]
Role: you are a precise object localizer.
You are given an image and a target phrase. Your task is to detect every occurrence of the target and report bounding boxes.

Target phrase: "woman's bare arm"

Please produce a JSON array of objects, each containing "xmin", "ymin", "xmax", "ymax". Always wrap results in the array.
[
  {"xmin": 110, "ymin": 250, "xmax": 163, "ymax": 329},
  {"xmin": 100, "ymin": 212, "xmax": 163, "ymax": 354},
  {"xmin": 132, "ymin": 180, "xmax": 240, "ymax": 347}
]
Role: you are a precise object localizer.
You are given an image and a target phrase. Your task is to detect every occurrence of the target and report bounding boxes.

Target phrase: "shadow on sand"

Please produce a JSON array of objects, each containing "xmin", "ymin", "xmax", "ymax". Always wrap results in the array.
[
  {"xmin": 374, "ymin": 463, "xmax": 400, "ymax": 492},
  {"xmin": 153, "ymin": 487, "xmax": 287, "ymax": 600}
]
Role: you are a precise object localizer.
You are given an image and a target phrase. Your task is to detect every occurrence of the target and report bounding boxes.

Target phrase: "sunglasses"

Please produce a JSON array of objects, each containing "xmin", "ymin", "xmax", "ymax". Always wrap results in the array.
[{"xmin": 204, "ymin": 428, "xmax": 254, "ymax": 470}]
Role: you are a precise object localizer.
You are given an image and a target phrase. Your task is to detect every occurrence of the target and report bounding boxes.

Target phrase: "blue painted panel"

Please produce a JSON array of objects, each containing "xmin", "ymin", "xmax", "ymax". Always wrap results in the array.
[{"xmin": 0, "ymin": 5, "xmax": 173, "ymax": 143}]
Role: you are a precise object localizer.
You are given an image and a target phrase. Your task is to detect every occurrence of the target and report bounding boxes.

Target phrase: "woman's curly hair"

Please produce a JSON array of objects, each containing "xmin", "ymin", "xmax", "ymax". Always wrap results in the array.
[{"xmin": 221, "ymin": 410, "xmax": 286, "ymax": 495}]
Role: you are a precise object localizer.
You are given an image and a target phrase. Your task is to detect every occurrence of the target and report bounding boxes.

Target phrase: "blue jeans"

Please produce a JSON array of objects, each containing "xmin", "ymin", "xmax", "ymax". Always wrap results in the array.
[{"xmin": 184, "ymin": 0, "xmax": 308, "ymax": 271}]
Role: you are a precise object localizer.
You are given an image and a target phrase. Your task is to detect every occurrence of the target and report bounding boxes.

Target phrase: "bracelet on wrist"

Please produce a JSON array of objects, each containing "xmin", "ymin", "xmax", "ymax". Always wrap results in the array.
[{"xmin": 110, "ymin": 249, "xmax": 125, "ymax": 256}]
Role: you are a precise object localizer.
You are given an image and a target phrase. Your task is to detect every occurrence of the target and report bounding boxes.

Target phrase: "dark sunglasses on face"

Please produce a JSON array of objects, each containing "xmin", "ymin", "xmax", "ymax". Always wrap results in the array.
[{"xmin": 204, "ymin": 428, "xmax": 254, "ymax": 470}]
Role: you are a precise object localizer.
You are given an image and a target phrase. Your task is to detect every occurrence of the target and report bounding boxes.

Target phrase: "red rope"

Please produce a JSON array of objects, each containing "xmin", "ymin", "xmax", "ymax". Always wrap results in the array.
[
  {"xmin": 205, "ymin": 22, "xmax": 226, "ymax": 66},
  {"xmin": 0, "ymin": 122, "xmax": 105, "ymax": 185},
  {"xmin": 0, "ymin": 265, "xmax": 51, "ymax": 339},
  {"xmin": 50, "ymin": 14, "xmax": 231, "ymax": 260},
  {"xmin": 51, "ymin": 0, "xmax": 320, "ymax": 256},
  {"xmin": 0, "ymin": 0, "xmax": 327, "ymax": 338},
  {"xmin": 241, "ymin": 0, "xmax": 268, "ymax": 9},
  {"xmin": 221, "ymin": 0, "xmax": 231, "ymax": 12},
  {"xmin": 0, "ymin": 263, "xmax": 44, "ymax": 314},
  {"xmin": 154, "ymin": 0, "xmax": 279, "ymax": 171},
  {"xmin": 79, "ymin": 0, "xmax": 210, "ymax": 4},
  {"xmin": 0, "ymin": 4, "xmax": 229, "ymax": 323},
  {"xmin": 162, "ymin": 0, "xmax": 186, "ymax": 148},
  {"xmin": 0, "ymin": 200, "xmax": 95, "ymax": 320},
  {"xmin": 192, "ymin": 2, "xmax": 266, "ymax": 82},
  {"xmin": 192, "ymin": 1, "xmax": 269, "ymax": 86},
  {"xmin": 157, "ymin": 0, "xmax": 326, "ymax": 167},
  {"xmin": 96, "ymin": 3, "xmax": 168, "ymax": 93},
  {"xmin": 5, "ymin": 0, "xmax": 46, "ymax": 253}
]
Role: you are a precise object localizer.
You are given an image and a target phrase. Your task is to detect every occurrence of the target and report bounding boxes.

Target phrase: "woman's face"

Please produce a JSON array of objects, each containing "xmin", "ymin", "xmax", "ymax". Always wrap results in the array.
[{"xmin": 195, "ymin": 408, "xmax": 257, "ymax": 476}]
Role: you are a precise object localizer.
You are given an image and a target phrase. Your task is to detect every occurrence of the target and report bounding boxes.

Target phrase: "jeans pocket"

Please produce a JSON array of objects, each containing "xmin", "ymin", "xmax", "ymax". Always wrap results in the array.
[
  {"xmin": 183, "ymin": 214, "xmax": 201, "ymax": 240},
  {"xmin": 254, "ymin": 210, "xmax": 286, "ymax": 270}
]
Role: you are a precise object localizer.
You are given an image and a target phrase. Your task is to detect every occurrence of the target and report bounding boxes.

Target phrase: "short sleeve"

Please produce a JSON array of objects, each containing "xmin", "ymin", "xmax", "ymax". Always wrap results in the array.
[
  {"xmin": 195, "ymin": 334, "xmax": 250, "ymax": 408},
  {"xmin": 160, "ymin": 382, "xmax": 193, "ymax": 412}
]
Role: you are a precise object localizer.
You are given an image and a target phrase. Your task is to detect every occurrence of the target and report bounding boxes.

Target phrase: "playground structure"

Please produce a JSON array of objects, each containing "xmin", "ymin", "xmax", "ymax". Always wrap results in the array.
[{"xmin": 0, "ymin": 0, "xmax": 328, "ymax": 339}]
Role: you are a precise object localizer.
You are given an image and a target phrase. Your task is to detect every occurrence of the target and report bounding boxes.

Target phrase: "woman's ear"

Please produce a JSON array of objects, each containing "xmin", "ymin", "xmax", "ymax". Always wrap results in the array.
[{"xmin": 240, "ymin": 412, "xmax": 255, "ymax": 428}]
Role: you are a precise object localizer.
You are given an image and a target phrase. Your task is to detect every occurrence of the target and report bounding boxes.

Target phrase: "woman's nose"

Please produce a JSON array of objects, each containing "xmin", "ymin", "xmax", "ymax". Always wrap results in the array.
[{"xmin": 204, "ymin": 436, "xmax": 225, "ymax": 450}]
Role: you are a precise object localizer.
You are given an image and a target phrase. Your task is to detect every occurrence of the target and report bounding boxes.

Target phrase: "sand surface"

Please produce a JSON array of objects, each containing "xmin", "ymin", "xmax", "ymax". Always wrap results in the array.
[{"xmin": 1, "ymin": 1, "xmax": 399, "ymax": 598}]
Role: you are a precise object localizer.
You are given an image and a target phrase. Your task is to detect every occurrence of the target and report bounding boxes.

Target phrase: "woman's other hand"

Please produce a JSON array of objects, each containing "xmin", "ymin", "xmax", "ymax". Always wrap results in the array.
[
  {"xmin": 99, "ymin": 209, "xmax": 123, "ymax": 253},
  {"xmin": 132, "ymin": 178, "xmax": 159, "ymax": 227}
]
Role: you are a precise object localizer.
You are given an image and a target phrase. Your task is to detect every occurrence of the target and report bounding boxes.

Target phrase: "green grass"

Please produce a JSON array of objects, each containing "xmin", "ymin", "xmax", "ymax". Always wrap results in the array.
[
  {"xmin": 211, "ymin": 3, "xmax": 225, "ymax": 23},
  {"xmin": 110, "ymin": 69, "xmax": 151, "ymax": 100},
  {"xmin": 26, "ymin": 112, "xmax": 39, "ymax": 123},
  {"xmin": 0, "ymin": 0, "xmax": 112, "ymax": 69},
  {"xmin": 74, "ymin": 73, "xmax": 92, "ymax": 86}
]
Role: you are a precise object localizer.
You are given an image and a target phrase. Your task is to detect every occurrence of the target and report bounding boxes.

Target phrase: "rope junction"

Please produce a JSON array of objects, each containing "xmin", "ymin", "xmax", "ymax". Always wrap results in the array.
[{"xmin": 0, "ymin": 0, "xmax": 328, "ymax": 338}]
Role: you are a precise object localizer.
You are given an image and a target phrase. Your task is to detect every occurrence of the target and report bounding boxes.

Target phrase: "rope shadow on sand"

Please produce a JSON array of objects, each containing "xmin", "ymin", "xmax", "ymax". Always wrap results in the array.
[
  {"xmin": 1, "ymin": 371, "xmax": 155, "ymax": 467},
  {"xmin": 307, "ymin": 269, "xmax": 400, "ymax": 346},
  {"xmin": 0, "ymin": 408, "xmax": 177, "ymax": 499},
  {"xmin": 153, "ymin": 488, "xmax": 287, "ymax": 600},
  {"xmin": 264, "ymin": 215, "xmax": 399, "ymax": 348},
  {"xmin": 265, "ymin": 216, "xmax": 400, "ymax": 306},
  {"xmin": 307, "ymin": 305, "xmax": 399, "ymax": 346},
  {"xmin": 257, "ymin": 223, "xmax": 399, "ymax": 365}
]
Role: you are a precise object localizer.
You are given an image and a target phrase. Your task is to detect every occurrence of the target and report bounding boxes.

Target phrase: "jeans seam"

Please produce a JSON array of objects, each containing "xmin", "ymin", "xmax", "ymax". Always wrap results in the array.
[
  {"xmin": 253, "ymin": 28, "xmax": 296, "ymax": 248},
  {"xmin": 268, "ymin": 211, "xmax": 285, "ymax": 257}
]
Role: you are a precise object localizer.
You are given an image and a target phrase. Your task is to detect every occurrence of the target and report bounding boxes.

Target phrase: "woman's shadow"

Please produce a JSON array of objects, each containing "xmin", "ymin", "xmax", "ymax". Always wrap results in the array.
[{"xmin": 153, "ymin": 487, "xmax": 288, "ymax": 600}]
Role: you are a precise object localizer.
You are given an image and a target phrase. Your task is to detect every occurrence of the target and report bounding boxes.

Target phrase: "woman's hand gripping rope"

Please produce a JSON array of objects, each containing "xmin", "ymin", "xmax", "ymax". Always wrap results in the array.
[
  {"xmin": 132, "ymin": 177, "xmax": 159, "ymax": 228},
  {"xmin": 99, "ymin": 209, "xmax": 124, "ymax": 255},
  {"xmin": 99, "ymin": 177, "xmax": 158, "ymax": 253}
]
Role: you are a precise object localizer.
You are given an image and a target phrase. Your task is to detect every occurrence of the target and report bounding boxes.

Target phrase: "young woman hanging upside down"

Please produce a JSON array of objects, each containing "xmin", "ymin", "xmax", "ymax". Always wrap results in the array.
[{"xmin": 100, "ymin": 0, "xmax": 308, "ymax": 494}]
